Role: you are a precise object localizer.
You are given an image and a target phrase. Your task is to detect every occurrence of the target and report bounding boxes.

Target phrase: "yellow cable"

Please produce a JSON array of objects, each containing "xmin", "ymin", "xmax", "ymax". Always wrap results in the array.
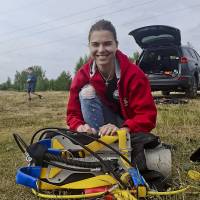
[
  {"xmin": 32, "ymin": 185, "xmax": 199, "ymax": 199},
  {"xmin": 113, "ymin": 189, "xmax": 137, "ymax": 200},
  {"xmin": 32, "ymin": 189, "xmax": 106, "ymax": 199},
  {"xmin": 147, "ymin": 186, "xmax": 191, "ymax": 196},
  {"xmin": 189, "ymin": 185, "xmax": 200, "ymax": 191},
  {"xmin": 32, "ymin": 134, "xmax": 200, "ymax": 199}
]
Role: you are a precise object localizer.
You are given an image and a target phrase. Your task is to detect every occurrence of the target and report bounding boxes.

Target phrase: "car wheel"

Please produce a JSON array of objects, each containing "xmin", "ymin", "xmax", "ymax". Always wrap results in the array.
[
  {"xmin": 162, "ymin": 91, "xmax": 170, "ymax": 96},
  {"xmin": 185, "ymin": 77, "xmax": 198, "ymax": 98}
]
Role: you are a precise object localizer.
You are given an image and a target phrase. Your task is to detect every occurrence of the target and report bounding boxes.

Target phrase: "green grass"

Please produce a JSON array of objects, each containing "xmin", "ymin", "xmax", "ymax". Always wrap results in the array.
[{"xmin": 0, "ymin": 91, "xmax": 199, "ymax": 200}]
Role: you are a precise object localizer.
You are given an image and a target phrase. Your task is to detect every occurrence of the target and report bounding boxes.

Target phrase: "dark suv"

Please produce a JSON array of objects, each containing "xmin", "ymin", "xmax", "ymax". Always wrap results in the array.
[{"xmin": 129, "ymin": 25, "xmax": 200, "ymax": 98}]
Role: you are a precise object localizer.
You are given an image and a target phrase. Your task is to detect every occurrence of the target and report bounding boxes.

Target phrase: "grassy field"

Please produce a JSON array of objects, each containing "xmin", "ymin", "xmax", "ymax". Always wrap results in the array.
[{"xmin": 0, "ymin": 91, "xmax": 199, "ymax": 200}]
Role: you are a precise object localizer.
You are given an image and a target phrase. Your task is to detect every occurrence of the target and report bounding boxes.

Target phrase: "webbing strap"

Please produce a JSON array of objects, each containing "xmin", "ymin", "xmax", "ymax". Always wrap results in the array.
[{"xmin": 16, "ymin": 166, "xmax": 41, "ymax": 189}]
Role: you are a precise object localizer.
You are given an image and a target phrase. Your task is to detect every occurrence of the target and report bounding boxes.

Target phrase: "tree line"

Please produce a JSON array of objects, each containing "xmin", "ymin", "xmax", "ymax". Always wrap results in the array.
[
  {"xmin": 0, "ymin": 52, "xmax": 139, "ymax": 91},
  {"xmin": 0, "ymin": 66, "xmax": 72, "ymax": 91}
]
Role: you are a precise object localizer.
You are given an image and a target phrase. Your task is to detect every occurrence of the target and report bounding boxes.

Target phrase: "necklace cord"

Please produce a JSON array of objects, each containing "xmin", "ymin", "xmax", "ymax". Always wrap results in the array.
[{"xmin": 98, "ymin": 67, "xmax": 114, "ymax": 86}]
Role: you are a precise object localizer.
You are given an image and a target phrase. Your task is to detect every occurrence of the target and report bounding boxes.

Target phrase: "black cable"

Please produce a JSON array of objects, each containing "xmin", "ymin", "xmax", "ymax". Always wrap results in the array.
[
  {"xmin": 59, "ymin": 128, "xmax": 134, "ymax": 189},
  {"xmin": 34, "ymin": 163, "xmax": 108, "ymax": 199},
  {"xmin": 13, "ymin": 133, "xmax": 28, "ymax": 154},
  {"xmin": 30, "ymin": 127, "xmax": 127, "ymax": 188},
  {"xmin": 14, "ymin": 129, "xmax": 127, "ymax": 188},
  {"xmin": 30, "ymin": 127, "xmax": 62, "ymax": 144},
  {"xmin": 13, "ymin": 131, "xmax": 103, "ymax": 172},
  {"xmin": 55, "ymin": 128, "xmax": 134, "ymax": 168},
  {"xmin": 46, "ymin": 130, "xmax": 109, "ymax": 172},
  {"xmin": 44, "ymin": 152, "xmax": 117, "ymax": 169},
  {"xmin": 43, "ymin": 160, "xmax": 96, "ymax": 173},
  {"xmin": 31, "ymin": 128, "xmax": 124, "ymax": 169},
  {"xmin": 38, "ymin": 130, "xmax": 57, "ymax": 141},
  {"xmin": 49, "ymin": 129, "xmax": 127, "ymax": 189},
  {"xmin": 67, "ymin": 129, "xmax": 134, "ymax": 167},
  {"xmin": 33, "ymin": 127, "xmax": 131, "ymax": 171}
]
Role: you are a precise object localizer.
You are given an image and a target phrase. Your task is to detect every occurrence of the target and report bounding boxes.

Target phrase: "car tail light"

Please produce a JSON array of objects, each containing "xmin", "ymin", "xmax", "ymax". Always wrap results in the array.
[{"xmin": 180, "ymin": 56, "xmax": 188, "ymax": 64}]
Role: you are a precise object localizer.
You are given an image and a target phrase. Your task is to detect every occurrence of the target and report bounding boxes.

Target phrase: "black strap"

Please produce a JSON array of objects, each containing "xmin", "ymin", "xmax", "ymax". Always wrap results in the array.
[
  {"xmin": 131, "ymin": 133, "xmax": 161, "ymax": 171},
  {"xmin": 27, "ymin": 143, "xmax": 47, "ymax": 165}
]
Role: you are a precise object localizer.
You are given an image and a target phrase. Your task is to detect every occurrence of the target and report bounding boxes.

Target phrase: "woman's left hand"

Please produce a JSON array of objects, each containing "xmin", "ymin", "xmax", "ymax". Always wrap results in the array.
[{"xmin": 99, "ymin": 123, "xmax": 119, "ymax": 136}]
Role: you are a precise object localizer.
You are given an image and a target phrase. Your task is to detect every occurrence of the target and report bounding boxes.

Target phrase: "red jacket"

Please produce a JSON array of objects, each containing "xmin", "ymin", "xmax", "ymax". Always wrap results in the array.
[{"xmin": 66, "ymin": 50, "xmax": 157, "ymax": 133}]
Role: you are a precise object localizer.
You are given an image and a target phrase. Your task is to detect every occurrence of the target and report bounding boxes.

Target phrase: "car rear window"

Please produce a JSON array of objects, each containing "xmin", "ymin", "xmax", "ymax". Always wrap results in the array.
[{"xmin": 142, "ymin": 34, "xmax": 174, "ymax": 44}]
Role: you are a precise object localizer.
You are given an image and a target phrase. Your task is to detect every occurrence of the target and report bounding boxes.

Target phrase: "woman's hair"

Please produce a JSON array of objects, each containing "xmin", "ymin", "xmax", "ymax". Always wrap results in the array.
[
  {"xmin": 28, "ymin": 67, "xmax": 33, "ymax": 70},
  {"xmin": 88, "ymin": 19, "xmax": 118, "ymax": 43}
]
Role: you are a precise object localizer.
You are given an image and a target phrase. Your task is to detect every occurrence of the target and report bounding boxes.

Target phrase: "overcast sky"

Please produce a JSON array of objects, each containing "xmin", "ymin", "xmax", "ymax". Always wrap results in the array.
[{"xmin": 0, "ymin": 0, "xmax": 200, "ymax": 83}]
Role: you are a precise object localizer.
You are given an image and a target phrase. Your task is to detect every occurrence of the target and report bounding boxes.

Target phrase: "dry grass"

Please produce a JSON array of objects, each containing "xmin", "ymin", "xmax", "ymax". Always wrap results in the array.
[{"xmin": 0, "ymin": 91, "xmax": 199, "ymax": 200}]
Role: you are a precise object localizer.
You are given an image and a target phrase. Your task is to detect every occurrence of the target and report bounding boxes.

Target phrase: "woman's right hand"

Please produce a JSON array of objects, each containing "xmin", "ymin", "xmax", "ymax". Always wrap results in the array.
[{"xmin": 77, "ymin": 124, "xmax": 97, "ymax": 134}]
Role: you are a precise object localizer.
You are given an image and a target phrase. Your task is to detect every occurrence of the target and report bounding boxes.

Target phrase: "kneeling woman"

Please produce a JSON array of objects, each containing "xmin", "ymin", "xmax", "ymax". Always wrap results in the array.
[{"xmin": 66, "ymin": 19, "xmax": 157, "ymax": 136}]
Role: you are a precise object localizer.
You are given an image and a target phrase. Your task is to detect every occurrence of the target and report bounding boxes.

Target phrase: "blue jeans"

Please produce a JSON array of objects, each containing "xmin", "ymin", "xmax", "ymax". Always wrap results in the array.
[
  {"xmin": 79, "ymin": 84, "xmax": 123, "ymax": 131},
  {"xmin": 27, "ymin": 82, "xmax": 36, "ymax": 93}
]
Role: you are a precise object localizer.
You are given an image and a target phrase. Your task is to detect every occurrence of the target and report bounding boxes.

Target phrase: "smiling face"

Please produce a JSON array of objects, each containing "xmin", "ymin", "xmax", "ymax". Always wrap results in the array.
[{"xmin": 89, "ymin": 30, "xmax": 118, "ymax": 73}]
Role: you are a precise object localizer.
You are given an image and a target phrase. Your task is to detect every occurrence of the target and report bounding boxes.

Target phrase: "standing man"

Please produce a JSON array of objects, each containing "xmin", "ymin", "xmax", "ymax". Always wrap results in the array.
[{"xmin": 26, "ymin": 67, "xmax": 42, "ymax": 101}]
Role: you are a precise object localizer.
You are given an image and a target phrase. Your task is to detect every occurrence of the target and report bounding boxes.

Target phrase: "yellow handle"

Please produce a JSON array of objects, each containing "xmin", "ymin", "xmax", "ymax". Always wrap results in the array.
[
  {"xmin": 188, "ymin": 170, "xmax": 200, "ymax": 181},
  {"xmin": 117, "ymin": 129, "xmax": 131, "ymax": 168}
]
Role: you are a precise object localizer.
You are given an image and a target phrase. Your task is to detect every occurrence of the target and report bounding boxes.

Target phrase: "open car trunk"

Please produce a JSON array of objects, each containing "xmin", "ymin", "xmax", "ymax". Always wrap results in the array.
[
  {"xmin": 129, "ymin": 25, "xmax": 181, "ymax": 49},
  {"xmin": 138, "ymin": 47, "xmax": 180, "ymax": 79}
]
